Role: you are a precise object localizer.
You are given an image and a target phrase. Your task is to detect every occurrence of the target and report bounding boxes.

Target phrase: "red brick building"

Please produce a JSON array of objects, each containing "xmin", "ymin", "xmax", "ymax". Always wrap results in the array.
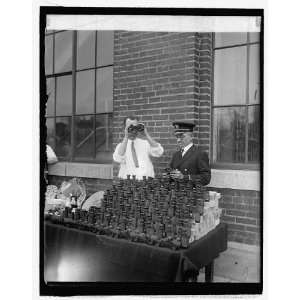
[{"xmin": 46, "ymin": 30, "xmax": 261, "ymax": 246}]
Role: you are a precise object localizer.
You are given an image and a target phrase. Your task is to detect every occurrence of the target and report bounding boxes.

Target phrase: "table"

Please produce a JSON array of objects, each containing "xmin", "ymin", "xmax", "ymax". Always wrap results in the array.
[{"xmin": 44, "ymin": 221, "xmax": 227, "ymax": 282}]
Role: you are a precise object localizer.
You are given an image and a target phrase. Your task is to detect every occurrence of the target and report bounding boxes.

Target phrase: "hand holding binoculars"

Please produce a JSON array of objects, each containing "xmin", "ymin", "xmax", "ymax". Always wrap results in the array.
[{"xmin": 127, "ymin": 123, "xmax": 145, "ymax": 133}]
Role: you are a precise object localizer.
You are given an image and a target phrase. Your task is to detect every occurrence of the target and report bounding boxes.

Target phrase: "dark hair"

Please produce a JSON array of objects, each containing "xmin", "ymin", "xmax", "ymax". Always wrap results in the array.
[{"xmin": 123, "ymin": 115, "xmax": 139, "ymax": 127}]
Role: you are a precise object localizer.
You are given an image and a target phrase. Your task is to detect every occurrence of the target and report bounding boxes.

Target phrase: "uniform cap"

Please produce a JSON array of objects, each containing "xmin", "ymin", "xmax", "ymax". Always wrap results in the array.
[{"xmin": 172, "ymin": 121, "xmax": 195, "ymax": 133}]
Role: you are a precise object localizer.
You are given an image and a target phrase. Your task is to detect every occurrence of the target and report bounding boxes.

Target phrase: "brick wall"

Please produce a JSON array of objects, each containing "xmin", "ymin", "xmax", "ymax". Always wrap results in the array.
[
  {"xmin": 113, "ymin": 31, "xmax": 212, "ymax": 176},
  {"xmin": 210, "ymin": 187, "xmax": 261, "ymax": 245},
  {"xmin": 194, "ymin": 32, "xmax": 213, "ymax": 153}
]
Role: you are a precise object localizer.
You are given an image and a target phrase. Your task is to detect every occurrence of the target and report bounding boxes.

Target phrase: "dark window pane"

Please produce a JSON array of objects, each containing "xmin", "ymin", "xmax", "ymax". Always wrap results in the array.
[
  {"xmin": 96, "ymin": 67, "xmax": 113, "ymax": 113},
  {"xmin": 54, "ymin": 31, "xmax": 73, "ymax": 73},
  {"xmin": 76, "ymin": 70, "xmax": 95, "ymax": 114},
  {"xmin": 249, "ymin": 32, "xmax": 260, "ymax": 43},
  {"xmin": 97, "ymin": 31, "xmax": 114, "ymax": 66},
  {"xmin": 74, "ymin": 115, "xmax": 94, "ymax": 159},
  {"xmin": 248, "ymin": 106, "xmax": 260, "ymax": 163},
  {"xmin": 77, "ymin": 31, "xmax": 96, "ymax": 70},
  {"xmin": 96, "ymin": 114, "xmax": 113, "ymax": 163},
  {"xmin": 55, "ymin": 117, "xmax": 71, "ymax": 159},
  {"xmin": 214, "ymin": 32, "xmax": 247, "ymax": 48},
  {"xmin": 213, "ymin": 107, "xmax": 246, "ymax": 163},
  {"xmin": 46, "ymin": 78, "xmax": 55, "ymax": 116},
  {"xmin": 46, "ymin": 118, "xmax": 55, "ymax": 148},
  {"xmin": 45, "ymin": 35, "xmax": 53, "ymax": 75},
  {"xmin": 56, "ymin": 75, "xmax": 72, "ymax": 116},
  {"xmin": 214, "ymin": 46, "xmax": 247, "ymax": 105},
  {"xmin": 249, "ymin": 44, "xmax": 260, "ymax": 104}
]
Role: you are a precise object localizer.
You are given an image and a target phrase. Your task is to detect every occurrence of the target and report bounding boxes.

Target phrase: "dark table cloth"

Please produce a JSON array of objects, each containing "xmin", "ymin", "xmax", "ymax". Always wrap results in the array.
[{"xmin": 44, "ymin": 222, "xmax": 227, "ymax": 282}]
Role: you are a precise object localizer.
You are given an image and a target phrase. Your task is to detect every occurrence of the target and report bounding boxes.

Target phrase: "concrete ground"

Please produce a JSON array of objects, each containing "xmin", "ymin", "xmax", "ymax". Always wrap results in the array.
[{"xmin": 197, "ymin": 242, "xmax": 261, "ymax": 282}]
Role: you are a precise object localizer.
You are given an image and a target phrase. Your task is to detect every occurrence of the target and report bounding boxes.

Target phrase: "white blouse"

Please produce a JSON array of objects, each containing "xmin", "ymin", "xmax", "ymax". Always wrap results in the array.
[
  {"xmin": 46, "ymin": 145, "xmax": 58, "ymax": 164},
  {"xmin": 113, "ymin": 138, "xmax": 164, "ymax": 180}
]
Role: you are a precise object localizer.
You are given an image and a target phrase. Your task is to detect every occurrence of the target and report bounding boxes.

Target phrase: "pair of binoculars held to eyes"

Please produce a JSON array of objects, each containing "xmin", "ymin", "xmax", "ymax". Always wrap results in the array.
[{"xmin": 128, "ymin": 123, "xmax": 145, "ymax": 133}]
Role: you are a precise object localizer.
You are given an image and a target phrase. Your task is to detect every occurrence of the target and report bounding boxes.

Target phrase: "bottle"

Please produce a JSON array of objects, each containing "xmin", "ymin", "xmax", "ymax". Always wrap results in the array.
[{"xmin": 71, "ymin": 195, "xmax": 77, "ymax": 209}]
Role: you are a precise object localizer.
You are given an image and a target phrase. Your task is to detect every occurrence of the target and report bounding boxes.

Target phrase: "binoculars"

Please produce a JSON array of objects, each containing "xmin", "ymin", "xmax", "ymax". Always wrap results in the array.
[{"xmin": 128, "ymin": 123, "xmax": 145, "ymax": 133}]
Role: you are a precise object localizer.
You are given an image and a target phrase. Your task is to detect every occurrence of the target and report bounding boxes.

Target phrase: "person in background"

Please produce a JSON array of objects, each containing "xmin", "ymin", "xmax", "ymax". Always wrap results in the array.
[
  {"xmin": 169, "ymin": 121, "xmax": 211, "ymax": 186},
  {"xmin": 45, "ymin": 136, "xmax": 58, "ymax": 184},
  {"xmin": 46, "ymin": 136, "xmax": 58, "ymax": 165},
  {"xmin": 113, "ymin": 116, "xmax": 164, "ymax": 180},
  {"xmin": 46, "ymin": 144, "xmax": 58, "ymax": 165}
]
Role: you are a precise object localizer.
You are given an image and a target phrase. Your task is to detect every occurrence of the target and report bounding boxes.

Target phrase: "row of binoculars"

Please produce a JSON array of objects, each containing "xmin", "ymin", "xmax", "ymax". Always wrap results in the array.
[{"xmin": 128, "ymin": 123, "xmax": 145, "ymax": 133}]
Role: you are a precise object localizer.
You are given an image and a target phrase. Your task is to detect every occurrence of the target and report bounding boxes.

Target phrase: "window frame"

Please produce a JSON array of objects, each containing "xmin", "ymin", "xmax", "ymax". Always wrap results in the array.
[
  {"xmin": 211, "ymin": 32, "xmax": 261, "ymax": 170},
  {"xmin": 45, "ymin": 30, "xmax": 114, "ymax": 164}
]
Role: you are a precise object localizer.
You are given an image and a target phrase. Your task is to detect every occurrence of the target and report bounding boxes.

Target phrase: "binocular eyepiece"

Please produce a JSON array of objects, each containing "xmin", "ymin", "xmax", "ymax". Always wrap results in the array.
[{"xmin": 128, "ymin": 123, "xmax": 145, "ymax": 133}]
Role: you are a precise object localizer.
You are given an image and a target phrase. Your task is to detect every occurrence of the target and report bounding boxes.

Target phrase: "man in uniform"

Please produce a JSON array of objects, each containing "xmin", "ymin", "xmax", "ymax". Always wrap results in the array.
[{"xmin": 169, "ymin": 121, "xmax": 211, "ymax": 186}]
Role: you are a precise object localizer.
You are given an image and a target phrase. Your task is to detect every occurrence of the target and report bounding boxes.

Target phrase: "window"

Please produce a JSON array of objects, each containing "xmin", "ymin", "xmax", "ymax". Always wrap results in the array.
[
  {"xmin": 45, "ymin": 30, "xmax": 114, "ymax": 163},
  {"xmin": 212, "ymin": 32, "xmax": 260, "ymax": 168}
]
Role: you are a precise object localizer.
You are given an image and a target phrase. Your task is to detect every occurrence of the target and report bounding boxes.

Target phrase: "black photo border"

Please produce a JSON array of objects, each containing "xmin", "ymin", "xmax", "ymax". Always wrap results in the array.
[{"xmin": 39, "ymin": 6, "xmax": 264, "ymax": 296}]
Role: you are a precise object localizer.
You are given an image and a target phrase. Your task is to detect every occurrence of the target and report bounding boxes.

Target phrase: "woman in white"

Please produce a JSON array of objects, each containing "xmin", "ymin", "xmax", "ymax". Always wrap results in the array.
[{"xmin": 113, "ymin": 116, "xmax": 164, "ymax": 180}]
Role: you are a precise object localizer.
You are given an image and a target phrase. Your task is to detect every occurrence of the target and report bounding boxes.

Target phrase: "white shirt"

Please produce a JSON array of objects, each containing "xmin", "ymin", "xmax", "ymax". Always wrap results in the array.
[
  {"xmin": 113, "ymin": 138, "xmax": 164, "ymax": 180},
  {"xmin": 182, "ymin": 143, "xmax": 193, "ymax": 157},
  {"xmin": 46, "ymin": 145, "xmax": 58, "ymax": 164}
]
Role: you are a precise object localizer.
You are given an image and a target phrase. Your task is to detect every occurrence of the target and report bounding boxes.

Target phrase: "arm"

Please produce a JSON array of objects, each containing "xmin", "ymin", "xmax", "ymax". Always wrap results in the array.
[
  {"xmin": 148, "ymin": 142, "xmax": 164, "ymax": 157},
  {"xmin": 113, "ymin": 123, "xmax": 131, "ymax": 163},
  {"xmin": 117, "ymin": 136, "xmax": 129, "ymax": 157},
  {"xmin": 48, "ymin": 156, "xmax": 58, "ymax": 164},
  {"xmin": 144, "ymin": 127, "xmax": 164, "ymax": 157},
  {"xmin": 144, "ymin": 127, "xmax": 159, "ymax": 148},
  {"xmin": 113, "ymin": 143, "xmax": 126, "ymax": 163},
  {"xmin": 46, "ymin": 145, "xmax": 58, "ymax": 165},
  {"xmin": 190, "ymin": 151, "xmax": 211, "ymax": 185},
  {"xmin": 117, "ymin": 124, "xmax": 130, "ymax": 156}
]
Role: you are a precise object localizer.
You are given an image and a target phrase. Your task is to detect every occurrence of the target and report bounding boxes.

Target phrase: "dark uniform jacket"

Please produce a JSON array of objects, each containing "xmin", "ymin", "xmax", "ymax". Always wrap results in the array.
[{"xmin": 170, "ymin": 145, "xmax": 211, "ymax": 185}]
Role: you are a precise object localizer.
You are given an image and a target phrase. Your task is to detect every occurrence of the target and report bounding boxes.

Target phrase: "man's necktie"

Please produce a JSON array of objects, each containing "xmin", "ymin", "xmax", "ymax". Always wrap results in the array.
[
  {"xmin": 181, "ymin": 148, "xmax": 184, "ymax": 157},
  {"xmin": 131, "ymin": 140, "xmax": 139, "ymax": 168}
]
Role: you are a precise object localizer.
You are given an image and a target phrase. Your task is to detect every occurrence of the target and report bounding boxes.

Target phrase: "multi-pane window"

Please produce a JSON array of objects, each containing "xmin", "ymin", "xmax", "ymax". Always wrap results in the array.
[
  {"xmin": 45, "ymin": 30, "xmax": 114, "ymax": 163},
  {"xmin": 212, "ymin": 32, "xmax": 260, "ymax": 167}
]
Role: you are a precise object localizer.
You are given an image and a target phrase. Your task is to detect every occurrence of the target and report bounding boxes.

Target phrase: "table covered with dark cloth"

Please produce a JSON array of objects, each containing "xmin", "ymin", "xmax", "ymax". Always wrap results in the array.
[{"xmin": 44, "ymin": 222, "xmax": 227, "ymax": 282}]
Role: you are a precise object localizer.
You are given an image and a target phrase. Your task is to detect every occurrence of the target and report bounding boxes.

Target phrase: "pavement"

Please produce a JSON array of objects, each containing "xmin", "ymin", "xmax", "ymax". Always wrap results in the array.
[{"xmin": 197, "ymin": 242, "xmax": 261, "ymax": 282}]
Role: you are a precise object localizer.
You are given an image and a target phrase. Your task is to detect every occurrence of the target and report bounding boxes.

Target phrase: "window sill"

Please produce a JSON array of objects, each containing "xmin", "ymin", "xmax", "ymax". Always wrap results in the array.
[
  {"xmin": 208, "ymin": 169, "xmax": 260, "ymax": 191},
  {"xmin": 48, "ymin": 164, "xmax": 260, "ymax": 190},
  {"xmin": 48, "ymin": 162, "xmax": 113, "ymax": 179},
  {"xmin": 211, "ymin": 163, "xmax": 260, "ymax": 171}
]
